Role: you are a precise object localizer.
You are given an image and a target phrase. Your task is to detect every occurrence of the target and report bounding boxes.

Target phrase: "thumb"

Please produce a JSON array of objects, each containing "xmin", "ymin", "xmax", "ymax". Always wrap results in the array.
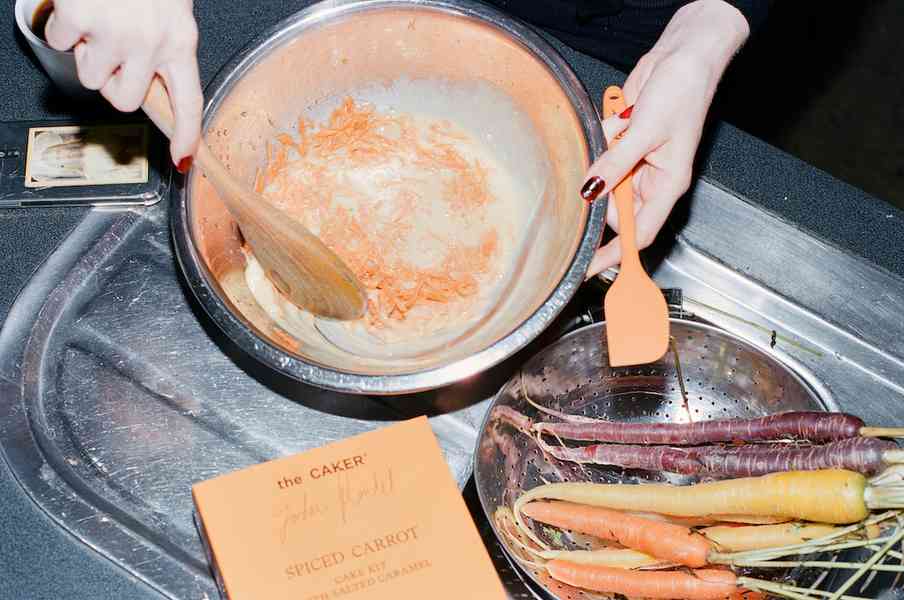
[{"xmin": 586, "ymin": 237, "xmax": 621, "ymax": 278}]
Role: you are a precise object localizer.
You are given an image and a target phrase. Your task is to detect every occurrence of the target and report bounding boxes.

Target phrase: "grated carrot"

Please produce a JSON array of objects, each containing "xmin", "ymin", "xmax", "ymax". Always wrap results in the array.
[{"xmin": 257, "ymin": 97, "xmax": 503, "ymax": 333}]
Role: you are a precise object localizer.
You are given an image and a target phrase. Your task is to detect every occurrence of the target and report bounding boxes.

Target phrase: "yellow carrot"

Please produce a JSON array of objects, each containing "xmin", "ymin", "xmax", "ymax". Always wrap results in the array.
[
  {"xmin": 514, "ymin": 470, "xmax": 871, "ymax": 534},
  {"xmin": 701, "ymin": 522, "xmax": 840, "ymax": 552},
  {"xmin": 537, "ymin": 548, "xmax": 662, "ymax": 569},
  {"xmin": 630, "ymin": 512, "xmax": 791, "ymax": 526}
]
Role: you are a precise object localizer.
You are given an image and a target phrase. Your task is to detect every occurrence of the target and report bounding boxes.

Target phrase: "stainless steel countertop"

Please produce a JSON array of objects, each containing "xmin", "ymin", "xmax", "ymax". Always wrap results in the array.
[{"xmin": 3, "ymin": 1, "xmax": 904, "ymax": 599}]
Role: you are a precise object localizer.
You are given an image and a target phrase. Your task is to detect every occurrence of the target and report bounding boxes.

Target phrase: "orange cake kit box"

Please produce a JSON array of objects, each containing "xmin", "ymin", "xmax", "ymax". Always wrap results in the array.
[{"xmin": 192, "ymin": 416, "xmax": 507, "ymax": 600}]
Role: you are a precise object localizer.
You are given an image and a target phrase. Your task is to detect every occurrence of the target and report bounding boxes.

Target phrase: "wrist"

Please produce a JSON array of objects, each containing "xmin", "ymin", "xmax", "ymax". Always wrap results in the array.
[{"xmin": 667, "ymin": 0, "xmax": 751, "ymax": 72}]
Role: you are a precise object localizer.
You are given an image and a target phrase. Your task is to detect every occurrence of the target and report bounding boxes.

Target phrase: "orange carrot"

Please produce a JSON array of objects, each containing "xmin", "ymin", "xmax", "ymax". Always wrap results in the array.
[
  {"xmin": 522, "ymin": 500, "xmax": 713, "ymax": 568},
  {"xmin": 546, "ymin": 561, "xmax": 739, "ymax": 599},
  {"xmin": 733, "ymin": 591, "xmax": 765, "ymax": 600}
]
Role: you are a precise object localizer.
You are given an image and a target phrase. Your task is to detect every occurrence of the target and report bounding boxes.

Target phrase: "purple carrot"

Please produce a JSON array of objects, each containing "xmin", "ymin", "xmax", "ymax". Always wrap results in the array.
[
  {"xmin": 538, "ymin": 438, "xmax": 705, "ymax": 475},
  {"xmin": 492, "ymin": 405, "xmax": 534, "ymax": 435},
  {"xmin": 539, "ymin": 437, "xmax": 904, "ymax": 478},
  {"xmin": 533, "ymin": 411, "xmax": 874, "ymax": 445}
]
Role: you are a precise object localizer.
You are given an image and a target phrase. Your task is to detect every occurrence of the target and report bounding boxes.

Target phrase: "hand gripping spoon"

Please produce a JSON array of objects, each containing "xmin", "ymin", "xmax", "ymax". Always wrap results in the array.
[
  {"xmin": 142, "ymin": 77, "xmax": 367, "ymax": 321},
  {"xmin": 600, "ymin": 85, "xmax": 669, "ymax": 366}
]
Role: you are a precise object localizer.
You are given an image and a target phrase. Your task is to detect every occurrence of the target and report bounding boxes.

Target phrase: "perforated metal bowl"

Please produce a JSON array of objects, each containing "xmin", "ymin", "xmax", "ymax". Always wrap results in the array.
[{"xmin": 474, "ymin": 318, "xmax": 828, "ymax": 599}]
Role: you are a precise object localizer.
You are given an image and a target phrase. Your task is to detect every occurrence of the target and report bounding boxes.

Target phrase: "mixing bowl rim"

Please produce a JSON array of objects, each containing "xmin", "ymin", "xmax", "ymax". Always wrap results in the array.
[{"xmin": 171, "ymin": 0, "xmax": 607, "ymax": 394}]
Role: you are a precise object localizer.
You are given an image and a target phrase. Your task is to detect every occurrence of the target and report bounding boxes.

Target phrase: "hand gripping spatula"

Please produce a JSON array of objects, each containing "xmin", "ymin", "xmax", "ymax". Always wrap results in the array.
[{"xmin": 601, "ymin": 85, "xmax": 669, "ymax": 367}]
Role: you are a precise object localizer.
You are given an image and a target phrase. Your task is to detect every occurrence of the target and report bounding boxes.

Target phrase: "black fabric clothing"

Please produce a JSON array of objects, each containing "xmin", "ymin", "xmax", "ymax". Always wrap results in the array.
[{"xmin": 485, "ymin": 0, "xmax": 769, "ymax": 70}]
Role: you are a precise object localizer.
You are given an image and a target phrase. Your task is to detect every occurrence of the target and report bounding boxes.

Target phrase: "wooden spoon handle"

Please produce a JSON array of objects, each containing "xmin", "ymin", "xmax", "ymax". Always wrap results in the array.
[
  {"xmin": 142, "ymin": 77, "xmax": 367, "ymax": 320},
  {"xmin": 141, "ymin": 77, "xmax": 178, "ymax": 141},
  {"xmin": 601, "ymin": 86, "xmax": 641, "ymax": 272},
  {"xmin": 142, "ymin": 78, "xmax": 252, "ymax": 220}
]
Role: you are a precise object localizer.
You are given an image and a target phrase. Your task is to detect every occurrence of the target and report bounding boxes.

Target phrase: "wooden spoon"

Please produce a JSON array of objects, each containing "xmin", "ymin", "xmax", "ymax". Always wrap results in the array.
[
  {"xmin": 601, "ymin": 85, "xmax": 669, "ymax": 366},
  {"xmin": 142, "ymin": 77, "xmax": 367, "ymax": 321}
]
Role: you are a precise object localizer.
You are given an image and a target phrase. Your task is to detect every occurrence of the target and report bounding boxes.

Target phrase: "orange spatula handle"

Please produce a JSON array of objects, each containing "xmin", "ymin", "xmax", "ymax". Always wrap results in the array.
[{"xmin": 601, "ymin": 86, "xmax": 641, "ymax": 272}]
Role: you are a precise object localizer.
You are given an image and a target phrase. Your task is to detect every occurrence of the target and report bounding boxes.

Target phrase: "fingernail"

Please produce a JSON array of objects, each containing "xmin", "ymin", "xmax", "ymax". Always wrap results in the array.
[
  {"xmin": 580, "ymin": 176, "xmax": 605, "ymax": 202},
  {"xmin": 619, "ymin": 105, "xmax": 634, "ymax": 119},
  {"xmin": 177, "ymin": 156, "xmax": 193, "ymax": 175}
]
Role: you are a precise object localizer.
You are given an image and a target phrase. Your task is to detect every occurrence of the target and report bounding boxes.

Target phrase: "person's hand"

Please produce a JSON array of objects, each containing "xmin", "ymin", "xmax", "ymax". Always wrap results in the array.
[
  {"xmin": 582, "ymin": 0, "xmax": 749, "ymax": 277},
  {"xmin": 45, "ymin": 0, "xmax": 203, "ymax": 167}
]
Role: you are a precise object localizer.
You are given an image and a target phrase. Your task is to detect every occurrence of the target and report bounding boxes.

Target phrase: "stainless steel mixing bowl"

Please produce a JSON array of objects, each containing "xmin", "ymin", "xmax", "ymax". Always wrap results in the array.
[{"xmin": 171, "ymin": 0, "xmax": 605, "ymax": 394}]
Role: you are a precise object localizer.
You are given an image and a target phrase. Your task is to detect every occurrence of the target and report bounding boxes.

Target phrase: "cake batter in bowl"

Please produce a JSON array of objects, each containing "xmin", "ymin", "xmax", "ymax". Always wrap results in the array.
[{"xmin": 172, "ymin": 0, "xmax": 606, "ymax": 394}]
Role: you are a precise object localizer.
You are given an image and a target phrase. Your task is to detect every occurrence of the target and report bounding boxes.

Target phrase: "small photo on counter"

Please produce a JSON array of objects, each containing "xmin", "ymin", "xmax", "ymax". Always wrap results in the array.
[{"xmin": 24, "ymin": 123, "xmax": 149, "ymax": 188}]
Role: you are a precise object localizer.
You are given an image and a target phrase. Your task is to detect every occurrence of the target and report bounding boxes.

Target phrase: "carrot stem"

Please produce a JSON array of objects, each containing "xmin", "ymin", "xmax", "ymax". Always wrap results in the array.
[
  {"xmin": 718, "ymin": 535, "xmax": 891, "ymax": 562},
  {"xmin": 729, "ymin": 560, "xmax": 904, "ymax": 572},
  {"xmin": 870, "ymin": 464, "xmax": 904, "ymax": 487},
  {"xmin": 865, "ymin": 545, "xmax": 903, "ymax": 560},
  {"xmin": 865, "ymin": 479, "xmax": 904, "ymax": 509},
  {"xmin": 829, "ymin": 524, "xmax": 904, "ymax": 600},
  {"xmin": 860, "ymin": 427, "xmax": 904, "ymax": 439},
  {"xmin": 519, "ymin": 371, "xmax": 597, "ymax": 424},
  {"xmin": 892, "ymin": 514, "xmax": 903, "ymax": 591},
  {"xmin": 883, "ymin": 450, "xmax": 904, "ymax": 464},
  {"xmin": 738, "ymin": 578, "xmax": 871, "ymax": 600}
]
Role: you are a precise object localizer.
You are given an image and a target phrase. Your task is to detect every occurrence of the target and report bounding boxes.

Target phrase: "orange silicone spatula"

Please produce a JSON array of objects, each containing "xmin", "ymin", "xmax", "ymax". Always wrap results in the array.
[{"xmin": 601, "ymin": 85, "xmax": 669, "ymax": 367}]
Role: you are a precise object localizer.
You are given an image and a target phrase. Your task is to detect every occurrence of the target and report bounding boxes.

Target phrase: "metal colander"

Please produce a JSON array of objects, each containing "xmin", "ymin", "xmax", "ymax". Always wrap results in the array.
[{"xmin": 473, "ymin": 317, "xmax": 828, "ymax": 600}]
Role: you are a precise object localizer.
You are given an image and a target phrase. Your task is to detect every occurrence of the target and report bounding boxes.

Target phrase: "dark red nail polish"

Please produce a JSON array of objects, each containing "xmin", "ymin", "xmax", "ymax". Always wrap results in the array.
[
  {"xmin": 580, "ymin": 176, "xmax": 605, "ymax": 202},
  {"xmin": 619, "ymin": 105, "xmax": 634, "ymax": 119},
  {"xmin": 177, "ymin": 156, "xmax": 193, "ymax": 175}
]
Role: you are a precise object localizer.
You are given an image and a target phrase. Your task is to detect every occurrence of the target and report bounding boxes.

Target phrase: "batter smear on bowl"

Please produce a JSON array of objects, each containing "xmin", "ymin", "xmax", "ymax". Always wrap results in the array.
[{"xmin": 244, "ymin": 91, "xmax": 528, "ymax": 351}]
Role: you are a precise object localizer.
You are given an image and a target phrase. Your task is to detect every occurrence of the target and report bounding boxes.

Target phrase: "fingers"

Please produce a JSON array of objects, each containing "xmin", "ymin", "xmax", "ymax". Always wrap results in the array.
[
  {"xmin": 581, "ymin": 127, "xmax": 653, "ymax": 203},
  {"xmin": 43, "ymin": 12, "xmax": 82, "ymax": 51},
  {"xmin": 39, "ymin": 0, "xmax": 203, "ymax": 167},
  {"xmin": 600, "ymin": 113, "xmax": 630, "ymax": 149},
  {"xmin": 74, "ymin": 41, "xmax": 122, "ymax": 91},
  {"xmin": 46, "ymin": 6, "xmax": 122, "ymax": 93},
  {"xmin": 159, "ymin": 60, "xmax": 204, "ymax": 165},
  {"xmin": 586, "ymin": 170, "xmax": 689, "ymax": 277},
  {"xmin": 622, "ymin": 53, "xmax": 655, "ymax": 104},
  {"xmin": 603, "ymin": 189, "xmax": 642, "ymax": 233},
  {"xmin": 101, "ymin": 56, "xmax": 155, "ymax": 112}
]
